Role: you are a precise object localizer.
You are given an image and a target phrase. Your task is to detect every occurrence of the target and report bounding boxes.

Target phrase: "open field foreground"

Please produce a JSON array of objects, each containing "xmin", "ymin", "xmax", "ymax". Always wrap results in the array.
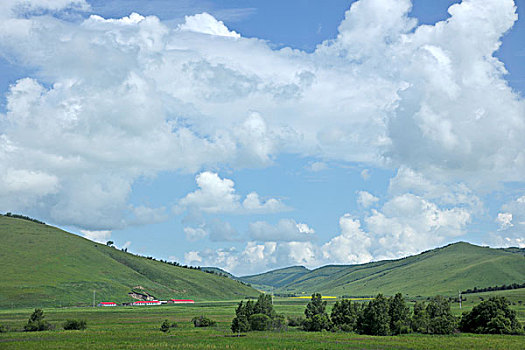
[{"xmin": 1, "ymin": 297, "xmax": 524, "ymax": 350}]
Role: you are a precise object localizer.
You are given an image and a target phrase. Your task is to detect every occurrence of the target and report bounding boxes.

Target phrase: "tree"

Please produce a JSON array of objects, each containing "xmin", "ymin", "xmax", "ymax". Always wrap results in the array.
[
  {"xmin": 388, "ymin": 293, "xmax": 410, "ymax": 334},
  {"xmin": 359, "ymin": 294, "xmax": 391, "ymax": 335},
  {"xmin": 253, "ymin": 294, "xmax": 276, "ymax": 319},
  {"xmin": 24, "ymin": 308, "xmax": 51, "ymax": 332},
  {"xmin": 331, "ymin": 299, "xmax": 359, "ymax": 332},
  {"xmin": 411, "ymin": 301, "xmax": 429, "ymax": 333},
  {"xmin": 231, "ymin": 301, "xmax": 251, "ymax": 333},
  {"xmin": 231, "ymin": 295, "xmax": 280, "ymax": 333},
  {"xmin": 249, "ymin": 314, "xmax": 272, "ymax": 331},
  {"xmin": 303, "ymin": 293, "xmax": 331, "ymax": 331},
  {"xmin": 460, "ymin": 296, "xmax": 523, "ymax": 334},
  {"xmin": 426, "ymin": 296, "xmax": 456, "ymax": 334}
]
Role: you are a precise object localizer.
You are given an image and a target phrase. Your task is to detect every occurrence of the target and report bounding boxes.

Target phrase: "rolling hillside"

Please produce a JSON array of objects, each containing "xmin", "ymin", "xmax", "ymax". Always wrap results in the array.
[
  {"xmin": 238, "ymin": 242, "xmax": 525, "ymax": 297},
  {"xmin": 0, "ymin": 216, "xmax": 258, "ymax": 308},
  {"xmin": 241, "ymin": 266, "xmax": 310, "ymax": 291}
]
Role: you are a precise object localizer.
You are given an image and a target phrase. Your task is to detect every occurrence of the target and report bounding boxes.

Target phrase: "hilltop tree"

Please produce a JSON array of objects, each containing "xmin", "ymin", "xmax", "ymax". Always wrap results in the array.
[{"xmin": 460, "ymin": 296, "xmax": 523, "ymax": 334}]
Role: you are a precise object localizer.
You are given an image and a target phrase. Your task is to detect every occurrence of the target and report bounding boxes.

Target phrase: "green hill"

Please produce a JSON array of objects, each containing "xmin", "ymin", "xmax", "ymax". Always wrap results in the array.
[
  {"xmin": 0, "ymin": 216, "xmax": 258, "ymax": 308},
  {"xmin": 239, "ymin": 242, "xmax": 525, "ymax": 297},
  {"xmin": 240, "ymin": 266, "xmax": 310, "ymax": 290}
]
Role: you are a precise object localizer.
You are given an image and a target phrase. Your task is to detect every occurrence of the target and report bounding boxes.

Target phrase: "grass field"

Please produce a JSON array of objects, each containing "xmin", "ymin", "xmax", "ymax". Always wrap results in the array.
[{"xmin": 1, "ymin": 293, "xmax": 523, "ymax": 350}]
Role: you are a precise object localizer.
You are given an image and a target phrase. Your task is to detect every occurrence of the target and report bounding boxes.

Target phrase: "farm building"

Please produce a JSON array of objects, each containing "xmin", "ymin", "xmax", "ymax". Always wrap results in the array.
[
  {"xmin": 132, "ymin": 300, "xmax": 162, "ymax": 306},
  {"xmin": 98, "ymin": 302, "xmax": 117, "ymax": 307},
  {"xmin": 168, "ymin": 299, "xmax": 195, "ymax": 304}
]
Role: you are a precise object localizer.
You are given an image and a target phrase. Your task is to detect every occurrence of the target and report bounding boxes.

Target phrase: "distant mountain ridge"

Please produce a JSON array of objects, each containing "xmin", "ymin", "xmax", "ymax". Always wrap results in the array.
[
  {"xmin": 0, "ymin": 216, "xmax": 258, "ymax": 308},
  {"xmin": 236, "ymin": 242, "xmax": 525, "ymax": 297}
]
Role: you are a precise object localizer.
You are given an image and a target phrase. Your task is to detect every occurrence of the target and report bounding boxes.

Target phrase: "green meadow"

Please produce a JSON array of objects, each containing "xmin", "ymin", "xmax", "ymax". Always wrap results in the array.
[{"xmin": 1, "ymin": 292, "xmax": 524, "ymax": 350}]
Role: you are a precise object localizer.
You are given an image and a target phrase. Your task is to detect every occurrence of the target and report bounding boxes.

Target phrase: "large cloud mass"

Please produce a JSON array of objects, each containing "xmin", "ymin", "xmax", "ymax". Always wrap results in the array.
[{"xmin": 0, "ymin": 0, "xmax": 523, "ymax": 269}]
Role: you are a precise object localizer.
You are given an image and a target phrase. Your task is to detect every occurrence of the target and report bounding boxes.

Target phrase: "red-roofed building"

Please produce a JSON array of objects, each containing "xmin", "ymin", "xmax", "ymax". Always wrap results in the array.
[
  {"xmin": 98, "ymin": 302, "xmax": 117, "ymax": 307},
  {"xmin": 168, "ymin": 299, "xmax": 195, "ymax": 304},
  {"xmin": 132, "ymin": 300, "xmax": 162, "ymax": 306}
]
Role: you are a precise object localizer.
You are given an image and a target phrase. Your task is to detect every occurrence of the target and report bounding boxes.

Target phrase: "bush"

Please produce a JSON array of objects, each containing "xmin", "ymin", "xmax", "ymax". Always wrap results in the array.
[
  {"xmin": 63, "ymin": 319, "xmax": 87, "ymax": 330},
  {"xmin": 249, "ymin": 313, "xmax": 271, "ymax": 331},
  {"xmin": 24, "ymin": 309, "xmax": 51, "ymax": 332},
  {"xmin": 192, "ymin": 315, "xmax": 216, "ymax": 327},
  {"xmin": 160, "ymin": 320, "xmax": 178, "ymax": 333},
  {"xmin": 160, "ymin": 320, "xmax": 170, "ymax": 333},
  {"xmin": 0, "ymin": 324, "xmax": 7, "ymax": 333}
]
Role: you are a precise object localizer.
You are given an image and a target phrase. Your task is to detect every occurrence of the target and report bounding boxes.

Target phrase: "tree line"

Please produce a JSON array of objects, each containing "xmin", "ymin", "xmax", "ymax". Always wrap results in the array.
[
  {"xmin": 3, "ymin": 212, "xmax": 45, "ymax": 225},
  {"xmin": 231, "ymin": 293, "xmax": 523, "ymax": 336},
  {"xmin": 462, "ymin": 282, "xmax": 525, "ymax": 295}
]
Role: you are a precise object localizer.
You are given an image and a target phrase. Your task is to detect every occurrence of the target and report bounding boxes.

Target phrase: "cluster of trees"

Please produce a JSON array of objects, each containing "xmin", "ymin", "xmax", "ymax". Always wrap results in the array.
[
  {"xmin": 301, "ymin": 293, "xmax": 457, "ymax": 335},
  {"xmin": 460, "ymin": 297, "xmax": 523, "ymax": 334},
  {"xmin": 21, "ymin": 309, "xmax": 87, "ymax": 332},
  {"xmin": 462, "ymin": 283, "xmax": 525, "ymax": 295},
  {"xmin": 231, "ymin": 294, "xmax": 285, "ymax": 332},
  {"xmin": 3, "ymin": 212, "xmax": 45, "ymax": 225},
  {"xmin": 300, "ymin": 293, "xmax": 524, "ymax": 336}
]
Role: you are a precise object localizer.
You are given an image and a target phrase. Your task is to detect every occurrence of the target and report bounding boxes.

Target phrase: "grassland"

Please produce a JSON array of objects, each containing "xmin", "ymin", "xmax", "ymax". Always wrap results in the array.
[
  {"xmin": 0, "ymin": 293, "xmax": 524, "ymax": 350},
  {"xmin": 240, "ymin": 242, "xmax": 525, "ymax": 297},
  {"xmin": 0, "ymin": 216, "xmax": 257, "ymax": 308}
]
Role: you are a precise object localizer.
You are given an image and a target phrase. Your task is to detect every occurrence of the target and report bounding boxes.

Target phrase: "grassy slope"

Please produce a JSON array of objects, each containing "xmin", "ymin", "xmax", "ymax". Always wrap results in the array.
[
  {"xmin": 0, "ymin": 216, "xmax": 257, "ymax": 308},
  {"xmin": 252, "ymin": 242, "xmax": 525, "ymax": 297}
]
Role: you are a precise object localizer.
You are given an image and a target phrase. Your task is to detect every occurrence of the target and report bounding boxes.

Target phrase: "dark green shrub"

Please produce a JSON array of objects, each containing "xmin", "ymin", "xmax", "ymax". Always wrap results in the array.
[
  {"xmin": 192, "ymin": 315, "xmax": 216, "ymax": 327},
  {"xmin": 24, "ymin": 309, "xmax": 51, "ymax": 332},
  {"xmin": 249, "ymin": 313, "xmax": 271, "ymax": 331},
  {"xmin": 160, "ymin": 319, "xmax": 170, "ymax": 333},
  {"xmin": 0, "ymin": 324, "xmax": 7, "ymax": 333},
  {"xmin": 63, "ymin": 319, "xmax": 87, "ymax": 330}
]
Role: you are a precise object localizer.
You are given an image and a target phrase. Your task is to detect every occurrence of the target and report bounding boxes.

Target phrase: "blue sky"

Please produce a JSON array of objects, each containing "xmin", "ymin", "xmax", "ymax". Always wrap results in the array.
[{"xmin": 1, "ymin": 0, "xmax": 524, "ymax": 275}]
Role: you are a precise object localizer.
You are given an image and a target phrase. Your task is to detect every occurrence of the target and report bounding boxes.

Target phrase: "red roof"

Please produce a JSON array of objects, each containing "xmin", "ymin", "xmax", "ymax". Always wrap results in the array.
[{"xmin": 99, "ymin": 302, "xmax": 116, "ymax": 304}]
